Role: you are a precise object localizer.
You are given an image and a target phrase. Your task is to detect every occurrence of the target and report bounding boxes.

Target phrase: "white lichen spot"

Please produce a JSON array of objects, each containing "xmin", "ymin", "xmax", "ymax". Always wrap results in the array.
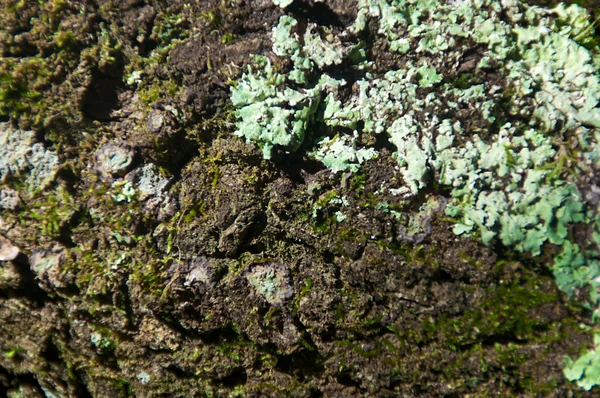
[
  {"xmin": 245, "ymin": 263, "xmax": 293, "ymax": 306},
  {"xmin": 0, "ymin": 123, "xmax": 59, "ymax": 192},
  {"xmin": 0, "ymin": 188, "xmax": 20, "ymax": 210},
  {"xmin": 94, "ymin": 143, "xmax": 135, "ymax": 181},
  {"xmin": 136, "ymin": 372, "xmax": 150, "ymax": 385},
  {"xmin": 0, "ymin": 235, "xmax": 19, "ymax": 262}
]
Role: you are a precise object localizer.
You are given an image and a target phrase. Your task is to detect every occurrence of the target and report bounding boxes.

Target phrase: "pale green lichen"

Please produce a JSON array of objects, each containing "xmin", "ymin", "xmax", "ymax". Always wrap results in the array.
[
  {"xmin": 272, "ymin": 0, "xmax": 293, "ymax": 8},
  {"xmin": 90, "ymin": 331, "xmax": 115, "ymax": 353},
  {"xmin": 111, "ymin": 181, "xmax": 136, "ymax": 203},
  {"xmin": 340, "ymin": 0, "xmax": 599, "ymax": 254},
  {"xmin": 136, "ymin": 372, "xmax": 150, "ymax": 385},
  {"xmin": 565, "ymin": 332, "xmax": 600, "ymax": 391},
  {"xmin": 416, "ymin": 63, "xmax": 443, "ymax": 88},
  {"xmin": 440, "ymin": 125, "xmax": 585, "ymax": 254},
  {"xmin": 311, "ymin": 133, "xmax": 377, "ymax": 173},
  {"xmin": 552, "ymin": 241, "xmax": 600, "ymax": 307},
  {"xmin": 245, "ymin": 263, "xmax": 293, "ymax": 306},
  {"xmin": 231, "ymin": 15, "xmax": 354, "ymax": 159},
  {"xmin": 230, "ymin": 55, "xmax": 335, "ymax": 159},
  {"xmin": 0, "ymin": 188, "xmax": 19, "ymax": 210},
  {"xmin": 231, "ymin": 1, "xmax": 600, "ymax": 389},
  {"xmin": 127, "ymin": 163, "xmax": 172, "ymax": 201},
  {"xmin": 0, "ymin": 123, "xmax": 59, "ymax": 192},
  {"xmin": 94, "ymin": 143, "xmax": 134, "ymax": 180}
]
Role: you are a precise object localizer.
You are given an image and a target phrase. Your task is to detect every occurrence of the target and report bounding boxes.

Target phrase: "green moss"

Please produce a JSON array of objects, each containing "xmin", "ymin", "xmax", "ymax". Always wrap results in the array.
[
  {"xmin": 3, "ymin": 346, "xmax": 24, "ymax": 360},
  {"xmin": 183, "ymin": 201, "xmax": 206, "ymax": 223},
  {"xmin": 370, "ymin": 262, "xmax": 582, "ymax": 393},
  {"xmin": 200, "ymin": 9, "xmax": 222, "ymax": 30},
  {"xmin": 130, "ymin": 259, "xmax": 168, "ymax": 297},
  {"xmin": 16, "ymin": 186, "xmax": 77, "ymax": 240},
  {"xmin": 221, "ymin": 33, "xmax": 234, "ymax": 44},
  {"xmin": 137, "ymin": 79, "xmax": 182, "ymax": 108},
  {"xmin": 336, "ymin": 340, "xmax": 382, "ymax": 359},
  {"xmin": 432, "ymin": 283, "xmax": 558, "ymax": 347},
  {"xmin": 153, "ymin": 13, "xmax": 189, "ymax": 45},
  {"xmin": 0, "ymin": 1, "xmax": 125, "ymax": 127},
  {"xmin": 0, "ymin": 58, "xmax": 48, "ymax": 120},
  {"xmin": 293, "ymin": 277, "xmax": 312, "ymax": 314}
]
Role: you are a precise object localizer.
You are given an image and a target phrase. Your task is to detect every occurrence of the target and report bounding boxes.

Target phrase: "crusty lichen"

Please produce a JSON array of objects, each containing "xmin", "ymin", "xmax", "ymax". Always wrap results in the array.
[{"xmin": 0, "ymin": 123, "xmax": 59, "ymax": 192}]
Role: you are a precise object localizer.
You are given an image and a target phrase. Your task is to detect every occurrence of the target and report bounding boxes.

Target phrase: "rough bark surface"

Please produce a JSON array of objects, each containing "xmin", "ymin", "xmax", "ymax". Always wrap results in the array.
[{"xmin": 0, "ymin": 0, "xmax": 596, "ymax": 396}]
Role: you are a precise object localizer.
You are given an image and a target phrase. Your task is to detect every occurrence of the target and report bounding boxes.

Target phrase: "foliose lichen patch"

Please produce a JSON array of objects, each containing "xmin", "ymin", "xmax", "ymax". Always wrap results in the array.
[{"xmin": 231, "ymin": 0, "xmax": 600, "ymax": 389}]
